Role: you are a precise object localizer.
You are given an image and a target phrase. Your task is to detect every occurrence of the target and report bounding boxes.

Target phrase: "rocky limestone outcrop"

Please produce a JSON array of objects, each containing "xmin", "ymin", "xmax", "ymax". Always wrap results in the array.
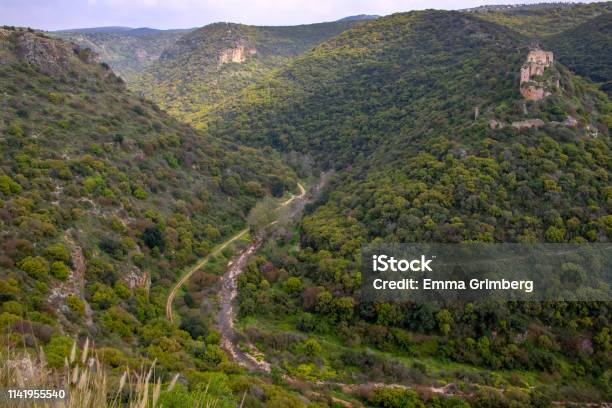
[
  {"xmin": 2, "ymin": 29, "xmax": 101, "ymax": 76},
  {"xmin": 15, "ymin": 31, "xmax": 75, "ymax": 75},
  {"xmin": 124, "ymin": 267, "xmax": 150, "ymax": 291},
  {"xmin": 520, "ymin": 47, "xmax": 556, "ymax": 101},
  {"xmin": 218, "ymin": 43, "xmax": 257, "ymax": 66}
]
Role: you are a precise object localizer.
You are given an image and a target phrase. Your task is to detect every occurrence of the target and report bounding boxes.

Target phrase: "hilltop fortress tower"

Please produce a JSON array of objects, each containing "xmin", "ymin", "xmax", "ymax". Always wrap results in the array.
[{"xmin": 520, "ymin": 47, "xmax": 555, "ymax": 100}]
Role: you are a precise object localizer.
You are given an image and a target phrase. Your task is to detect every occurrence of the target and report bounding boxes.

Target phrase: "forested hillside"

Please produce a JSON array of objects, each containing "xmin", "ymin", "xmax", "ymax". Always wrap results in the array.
[
  {"xmin": 206, "ymin": 10, "xmax": 612, "ymax": 404},
  {"xmin": 472, "ymin": 2, "xmax": 612, "ymax": 93},
  {"xmin": 53, "ymin": 27, "xmax": 192, "ymax": 81},
  {"xmin": 131, "ymin": 20, "xmax": 360, "ymax": 127},
  {"xmin": 544, "ymin": 12, "xmax": 612, "ymax": 94},
  {"xmin": 470, "ymin": 1, "xmax": 612, "ymax": 37},
  {"xmin": 0, "ymin": 28, "xmax": 302, "ymax": 397}
]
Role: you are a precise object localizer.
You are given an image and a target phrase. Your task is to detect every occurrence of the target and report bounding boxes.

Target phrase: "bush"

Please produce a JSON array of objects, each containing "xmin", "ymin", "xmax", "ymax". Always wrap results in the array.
[
  {"xmin": 205, "ymin": 330, "xmax": 221, "ymax": 345},
  {"xmin": 370, "ymin": 388, "xmax": 424, "ymax": 408},
  {"xmin": 2, "ymin": 300, "xmax": 23, "ymax": 316},
  {"xmin": 133, "ymin": 186, "xmax": 148, "ymax": 200},
  {"xmin": 17, "ymin": 256, "xmax": 49, "ymax": 278},
  {"xmin": 86, "ymin": 258, "xmax": 117, "ymax": 285},
  {"xmin": 44, "ymin": 336, "xmax": 73, "ymax": 368},
  {"xmin": 203, "ymin": 345, "xmax": 227, "ymax": 366},
  {"xmin": 66, "ymin": 294, "xmax": 85, "ymax": 317},
  {"xmin": 283, "ymin": 277, "xmax": 303, "ymax": 294},
  {"xmin": 99, "ymin": 237, "xmax": 124, "ymax": 259},
  {"xmin": 0, "ymin": 175, "xmax": 22, "ymax": 195},
  {"xmin": 143, "ymin": 225, "xmax": 164, "ymax": 250},
  {"xmin": 44, "ymin": 243, "xmax": 71, "ymax": 262},
  {"xmin": 50, "ymin": 261, "xmax": 70, "ymax": 280}
]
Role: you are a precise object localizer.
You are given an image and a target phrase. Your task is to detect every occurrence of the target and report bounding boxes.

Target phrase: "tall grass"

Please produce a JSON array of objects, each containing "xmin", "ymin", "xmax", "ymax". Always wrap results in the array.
[{"xmin": 0, "ymin": 338, "xmax": 216, "ymax": 408}]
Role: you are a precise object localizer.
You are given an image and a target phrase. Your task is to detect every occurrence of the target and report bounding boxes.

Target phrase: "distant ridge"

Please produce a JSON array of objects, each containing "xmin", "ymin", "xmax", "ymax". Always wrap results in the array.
[
  {"xmin": 462, "ymin": 2, "xmax": 583, "ymax": 12},
  {"xmin": 336, "ymin": 14, "xmax": 379, "ymax": 21},
  {"xmin": 54, "ymin": 26, "xmax": 192, "ymax": 35},
  {"xmin": 54, "ymin": 26, "xmax": 132, "ymax": 34}
]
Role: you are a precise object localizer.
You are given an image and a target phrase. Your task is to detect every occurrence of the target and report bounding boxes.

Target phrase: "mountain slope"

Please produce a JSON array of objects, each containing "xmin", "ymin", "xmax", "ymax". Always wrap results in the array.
[
  {"xmin": 207, "ymin": 10, "xmax": 612, "ymax": 402},
  {"xmin": 0, "ymin": 27, "xmax": 296, "ymax": 366},
  {"xmin": 468, "ymin": 2, "xmax": 612, "ymax": 93},
  {"xmin": 131, "ymin": 20, "xmax": 361, "ymax": 127},
  {"xmin": 52, "ymin": 27, "xmax": 193, "ymax": 81},
  {"xmin": 210, "ymin": 9, "xmax": 611, "ymax": 240},
  {"xmin": 468, "ymin": 1, "xmax": 612, "ymax": 37},
  {"xmin": 544, "ymin": 12, "xmax": 612, "ymax": 94}
]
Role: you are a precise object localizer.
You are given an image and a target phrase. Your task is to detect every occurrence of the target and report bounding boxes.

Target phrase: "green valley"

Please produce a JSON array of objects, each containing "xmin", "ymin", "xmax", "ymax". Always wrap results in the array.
[
  {"xmin": 130, "ymin": 20, "xmax": 362, "ymax": 127},
  {"xmin": 1, "ymin": 2, "xmax": 611, "ymax": 407}
]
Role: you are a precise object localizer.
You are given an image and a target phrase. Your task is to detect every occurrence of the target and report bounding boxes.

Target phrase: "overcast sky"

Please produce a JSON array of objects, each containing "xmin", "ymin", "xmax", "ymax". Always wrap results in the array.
[{"xmin": 0, "ymin": 0, "xmax": 595, "ymax": 31}]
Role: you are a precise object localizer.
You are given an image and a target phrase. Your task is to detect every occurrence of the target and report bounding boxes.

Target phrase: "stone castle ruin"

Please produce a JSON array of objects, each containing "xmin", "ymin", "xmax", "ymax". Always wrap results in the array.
[{"xmin": 520, "ymin": 47, "xmax": 555, "ymax": 100}]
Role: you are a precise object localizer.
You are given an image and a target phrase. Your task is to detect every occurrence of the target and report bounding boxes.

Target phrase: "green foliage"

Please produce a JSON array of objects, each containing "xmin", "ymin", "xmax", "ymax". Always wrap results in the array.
[
  {"xmin": 205, "ymin": 329, "xmax": 221, "ymax": 345},
  {"xmin": 43, "ymin": 336, "xmax": 73, "ymax": 368},
  {"xmin": 544, "ymin": 13, "xmax": 612, "ymax": 94},
  {"xmin": 203, "ymin": 344, "xmax": 227, "ymax": 366},
  {"xmin": 2, "ymin": 300, "xmax": 24, "ymax": 316},
  {"xmin": 50, "ymin": 261, "xmax": 70, "ymax": 280},
  {"xmin": 217, "ymin": 8, "xmax": 611, "ymax": 401},
  {"xmin": 132, "ymin": 185, "xmax": 148, "ymax": 199},
  {"xmin": 370, "ymin": 387, "xmax": 425, "ymax": 408},
  {"xmin": 90, "ymin": 283, "xmax": 118, "ymax": 310},
  {"xmin": 43, "ymin": 243, "xmax": 70, "ymax": 263},
  {"xmin": 247, "ymin": 196, "xmax": 278, "ymax": 232},
  {"xmin": 66, "ymin": 294, "xmax": 85, "ymax": 317},
  {"xmin": 101, "ymin": 306, "xmax": 138, "ymax": 337},
  {"xmin": 0, "ymin": 29, "xmax": 297, "ymax": 382},
  {"xmin": 473, "ymin": 2, "xmax": 612, "ymax": 37},
  {"xmin": 131, "ymin": 20, "xmax": 360, "ymax": 126},
  {"xmin": 0, "ymin": 175, "xmax": 22, "ymax": 195},
  {"xmin": 283, "ymin": 277, "xmax": 303, "ymax": 294},
  {"xmin": 17, "ymin": 256, "xmax": 49, "ymax": 278},
  {"xmin": 143, "ymin": 225, "xmax": 164, "ymax": 250}
]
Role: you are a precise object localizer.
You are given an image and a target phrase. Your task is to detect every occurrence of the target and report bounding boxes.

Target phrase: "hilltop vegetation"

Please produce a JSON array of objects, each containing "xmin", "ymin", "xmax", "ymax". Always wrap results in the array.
[
  {"xmin": 53, "ymin": 27, "xmax": 192, "ymax": 81},
  {"xmin": 472, "ymin": 2, "xmax": 612, "ymax": 93},
  {"xmin": 544, "ymin": 12, "xmax": 612, "ymax": 94},
  {"xmin": 470, "ymin": 1, "xmax": 612, "ymax": 37},
  {"xmin": 131, "ymin": 20, "xmax": 360, "ymax": 127}
]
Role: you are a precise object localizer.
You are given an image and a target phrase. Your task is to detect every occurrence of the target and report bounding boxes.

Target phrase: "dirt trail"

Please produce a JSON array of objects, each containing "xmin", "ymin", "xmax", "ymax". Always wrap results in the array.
[
  {"xmin": 166, "ymin": 181, "xmax": 309, "ymax": 324},
  {"xmin": 218, "ymin": 180, "xmax": 315, "ymax": 371},
  {"xmin": 166, "ymin": 228, "xmax": 249, "ymax": 323}
]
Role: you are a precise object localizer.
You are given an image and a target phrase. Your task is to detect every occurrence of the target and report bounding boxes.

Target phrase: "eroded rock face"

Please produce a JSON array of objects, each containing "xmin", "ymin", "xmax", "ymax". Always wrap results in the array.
[
  {"xmin": 218, "ymin": 44, "xmax": 257, "ymax": 65},
  {"xmin": 520, "ymin": 47, "xmax": 554, "ymax": 101},
  {"xmin": 124, "ymin": 268, "xmax": 150, "ymax": 290},
  {"xmin": 4, "ymin": 30, "xmax": 101, "ymax": 76},
  {"xmin": 15, "ymin": 31, "xmax": 75, "ymax": 75}
]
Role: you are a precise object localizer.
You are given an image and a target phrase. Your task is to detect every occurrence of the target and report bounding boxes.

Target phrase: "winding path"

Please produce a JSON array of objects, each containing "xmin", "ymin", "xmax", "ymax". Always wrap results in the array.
[
  {"xmin": 165, "ymin": 182, "xmax": 306, "ymax": 324},
  {"xmin": 165, "ymin": 227, "xmax": 249, "ymax": 323}
]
